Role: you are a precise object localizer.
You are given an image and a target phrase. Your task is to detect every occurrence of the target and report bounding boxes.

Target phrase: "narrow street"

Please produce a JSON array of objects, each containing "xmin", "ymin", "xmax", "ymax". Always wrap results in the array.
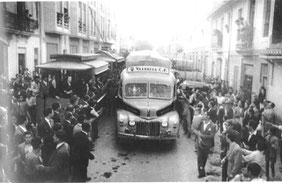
[{"xmin": 88, "ymin": 113, "xmax": 201, "ymax": 182}]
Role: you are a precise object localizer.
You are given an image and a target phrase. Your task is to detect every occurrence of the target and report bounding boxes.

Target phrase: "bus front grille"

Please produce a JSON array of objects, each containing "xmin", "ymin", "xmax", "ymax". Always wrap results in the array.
[{"xmin": 136, "ymin": 121, "xmax": 160, "ymax": 136}]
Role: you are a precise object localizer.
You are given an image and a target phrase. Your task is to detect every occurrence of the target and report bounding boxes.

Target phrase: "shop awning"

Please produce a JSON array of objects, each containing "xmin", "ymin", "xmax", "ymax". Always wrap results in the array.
[
  {"xmin": 36, "ymin": 60, "xmax": 109, "ymax": 75},
  {"xmin": 84, "ymin": 60, "xmax": 109, "ymax": 75},
  {"xmin": 97, "ymin": 50, "xmax": 125, "ymax": 62},
  {"xmin": 36, "ymin": 61, "xmax": 92, "ymax": 70},
  {"xmin": 260, "ymin": 55, "xmax": 282, "ymax": 60},
  {"xmin": 50, "ymin": 54, "xmax": 100, "ymax": 62},
  {"xmin": 117, "ymin": 58, "xmax": 125, "ymax": 63},
  {"xmin": 99, "ymin": 56, "xmax": 116, "ymax": 63}
]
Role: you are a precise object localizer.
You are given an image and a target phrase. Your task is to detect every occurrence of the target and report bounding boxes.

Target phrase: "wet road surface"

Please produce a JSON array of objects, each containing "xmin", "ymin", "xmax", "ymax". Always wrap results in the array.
[{"xmin": 88, "ymin": 113, "xmax": 202, "ymax": 182}]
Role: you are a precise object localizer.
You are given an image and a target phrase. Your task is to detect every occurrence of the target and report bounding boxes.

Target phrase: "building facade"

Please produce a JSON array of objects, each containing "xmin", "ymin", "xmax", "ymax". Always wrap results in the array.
[
  {"xmin": 209, "ymin": 0, "xmax": 282, "ymax": 122},
  {"xmin": 168, "ymin": 19, "xmax": 211, "ymax": 82},
  {"xmin": 0, "ymin": 1, "xmax": 118, "ymax": 79}
]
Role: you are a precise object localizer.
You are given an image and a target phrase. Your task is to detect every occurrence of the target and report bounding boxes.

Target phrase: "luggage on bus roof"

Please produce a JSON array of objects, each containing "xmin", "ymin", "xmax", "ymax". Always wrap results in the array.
[{"xmin": 126, "ymin": 50, "xmax": 172, "ymax": 68}]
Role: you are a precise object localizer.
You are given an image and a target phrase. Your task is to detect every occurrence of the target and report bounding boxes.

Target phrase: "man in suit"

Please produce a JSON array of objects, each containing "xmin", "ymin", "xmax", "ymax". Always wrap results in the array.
[
  {"xmin": 51, "ymin": 102, "xmax": 62, "ymax": 124},
  {"xmin": 63, "ymin": 75, "xmax": 73, "ymax": 98},
  {"xmin": 222, "ymin": 129, "xmax": 243, "ymax": 181},
  {"xmin": 71, "ymin": 123, "xmax": 94, "ymax": 182},
  {"xmin": 36, "ymin": 76, "xmax": 50, "ymax": 123},
  {"xmin": 37, "ymin": 108, "xmax": 55, "ymax": 165},
  {"xmin": 245, "ymin": 119, "xmax": 261, "ymax": 151},
  {"xmin": 62, "ymin": 111, "xmax": 73, "ymax": 147},
  {"xmin": 36, "ymin": 130, "xmax": 70, "ymax": 182},
  {"xmin": 192, "ymin": 106, "xmax": 205, "ymax": 152},
  {"xmin": 208, "ymin": 101, "xmax": 217, "ymax": 124},
  {"xmin": 193, "ymin": 110, "xmax": 217, "ymax": 178}
]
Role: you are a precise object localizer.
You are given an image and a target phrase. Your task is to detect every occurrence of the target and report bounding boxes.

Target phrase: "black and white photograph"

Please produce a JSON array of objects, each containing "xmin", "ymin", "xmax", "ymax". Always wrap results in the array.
[{"xmin": 1, "ymin": 0, "xmax": 282, "ymax": 182}]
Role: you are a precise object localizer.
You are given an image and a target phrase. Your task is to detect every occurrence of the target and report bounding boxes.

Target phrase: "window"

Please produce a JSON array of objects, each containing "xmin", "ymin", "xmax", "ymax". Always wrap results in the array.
[
  {"xmin": 149, "ymin": 83, "xmax": 172, "ymax": 99},
  {"xmin": 238, "ymin": 8, "xmax": 242, "ymax": 18},
  {"xmin": 56, "ymin": 2, "xmax": 63, "ymax": 26},
  {"xmin": 78, "ymin": 2, "xmax": 82, "ymax": 32},
  {"xmin": 78, "ymin": 2, "xmax": 82, "ymax": 20},
  {"xmin": 260, "ymin": 63, "xmax": 268, "ymax": 86},
  {"xmin": 94, "ymin": 11, "xmax": 96, "ymax": 36},
  {"xmin": 63, "ymin": 2, "xmax": 68, "ymax": 12},
  {"xmin": 83, "ymin": 3, "xmax": 86, "ymax": 32},
  {"xmin": 63, "ymin": 2, "xmax": 69, "ymax": 27},
  {"xmin": 90, "ymin": 8, "xmax": 94, "ymax": 36},
  {"xmin": 221, "ymin": 17, "xmax": 224, "ymax": 33},
  {"xmin": 108, "ymin": 20, "xmax": 110, "ymax": 39},
  {"xmin": 125, "ymin": 83, "xmax": 147, "ymax": 98},
  {"xmin": 56, "ymin": 2, "xmax": 62, "ymax": 13},
  {"xmin": 101, "ymin": 16, "xmax": 104, "ymax": 38},
  {"xmin": 34, "ymin": 48, "xmax": 38, "ymax": 68},
  {"xmin": 25, "ymin": 2, "xmax": 38, "ymax": 20},
  {"xmin": 228, "ymin": 12, "xmax": 231, "ymax": 27},
  {"xmin": 263, "ymin": 0, "xmax": 271, "ymax": 37}
]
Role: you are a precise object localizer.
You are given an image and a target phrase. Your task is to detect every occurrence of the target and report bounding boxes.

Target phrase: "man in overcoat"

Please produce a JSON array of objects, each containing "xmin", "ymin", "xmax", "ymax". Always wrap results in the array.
[{"xmin": 71, "ymin": 122, "xmax": 94, "ymax": 182}]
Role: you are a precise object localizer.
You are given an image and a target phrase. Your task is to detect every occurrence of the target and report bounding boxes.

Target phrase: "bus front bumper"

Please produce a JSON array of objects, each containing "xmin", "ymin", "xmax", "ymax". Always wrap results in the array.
[{"xmin": 117, "ymin": 132, "xmax": 179, "ymax": 140}]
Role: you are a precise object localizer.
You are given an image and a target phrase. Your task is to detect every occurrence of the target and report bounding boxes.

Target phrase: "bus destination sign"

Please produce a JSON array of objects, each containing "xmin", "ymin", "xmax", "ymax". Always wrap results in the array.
[{"xmin": 127, "ymin": 66, "xmax": 169, "ymax": 74}]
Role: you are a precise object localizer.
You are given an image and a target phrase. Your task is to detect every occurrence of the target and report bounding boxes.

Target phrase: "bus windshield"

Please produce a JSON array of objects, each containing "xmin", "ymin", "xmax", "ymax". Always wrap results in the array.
[
  {"xmin": 125, "ymin": 83, "xmax": 147, "ymax": 98},
  {"xmin": 149, "ymin": 83, "xmax": 172, "ymax": 99}
]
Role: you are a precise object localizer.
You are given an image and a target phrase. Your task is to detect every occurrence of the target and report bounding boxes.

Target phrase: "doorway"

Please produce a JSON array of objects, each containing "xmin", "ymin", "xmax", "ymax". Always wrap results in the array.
[
  {"xmin": 243, "ymin": 75, "xmax": 253, "ymax": 102},
  {"xmin": 18, "ymin": 53, "xmax": 26, "ymax": 74}
]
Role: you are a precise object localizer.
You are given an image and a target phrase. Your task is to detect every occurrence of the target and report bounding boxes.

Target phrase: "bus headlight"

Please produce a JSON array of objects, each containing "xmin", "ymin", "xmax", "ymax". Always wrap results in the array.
[
  {"xmin": 118, "ymin": 113, "xmax": 128, "ymax": 126},
  {"xmin": 129, "ymin": 120, "xmax": 136, "ymax": 126},
  {"xmin": 161, "ymin": 121, "xmax": 168, "ymax": 127},
  {"xmin": 169, "ymin": 115, "xmax": 179, "ymax": 128},
  {"xmin": 119, "ymin": 120, "xmax": 124, "ymax": 126}
]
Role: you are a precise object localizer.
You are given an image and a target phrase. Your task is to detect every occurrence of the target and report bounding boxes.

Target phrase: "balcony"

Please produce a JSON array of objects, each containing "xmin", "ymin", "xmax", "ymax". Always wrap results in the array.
[
  {"xmin": 57, "ymin": 12, "xmax": 63, "ymax": 26},
  {"xmin": 78, "ymin": 19, "xmax": 86, "ymax": 33},
  {"xmin": 236, "ymin": 25, "xmax": 254, "ymax": 55},
  {"xmin": 211, "ymin": 29, "xmax": 223, "ymax": 52},
  {"xmin": 82, "ymin": 23, "xmax": 86, "ymax": 33},
  {"xmin": 64, "ymin": 14, "xmax": 70, "ymax": 28},
  {"xmin": 3, "ymin": 10, "xmax": 38, "ymax": 33}
]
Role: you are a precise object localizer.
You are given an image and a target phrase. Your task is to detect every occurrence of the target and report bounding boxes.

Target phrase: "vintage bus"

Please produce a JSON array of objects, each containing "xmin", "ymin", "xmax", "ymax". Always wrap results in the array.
[{"xmin": 116, "ymin": 50, "xmax": 180, "ymax": 142}]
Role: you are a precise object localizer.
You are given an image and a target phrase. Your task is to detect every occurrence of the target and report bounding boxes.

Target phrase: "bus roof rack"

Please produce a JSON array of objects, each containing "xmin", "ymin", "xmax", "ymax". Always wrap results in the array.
[{"xmin": 126, "ymin": 50, "xmax": 172, "ymax": 68}]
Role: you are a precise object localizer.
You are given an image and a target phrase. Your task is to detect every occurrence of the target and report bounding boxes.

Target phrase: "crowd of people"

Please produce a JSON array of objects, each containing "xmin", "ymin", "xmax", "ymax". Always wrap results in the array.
[
  {"xmin": 1, "ymin": 67, "xmax": 281, "ymax": 182},
  {"xmin": 177, "ymin": 78, "xmax": 280, "ymax": 181},
  {"xmin": 0, "ymin": 67, "xmax": 120, "ymax": 182}
]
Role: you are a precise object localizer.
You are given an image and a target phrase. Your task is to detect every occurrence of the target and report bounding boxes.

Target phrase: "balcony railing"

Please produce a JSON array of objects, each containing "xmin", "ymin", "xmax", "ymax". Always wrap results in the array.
[
  {"xmin": 236, "ymin": 25, "xmax": 254, "ymax": 53},
  {"xmin": 211, "ymin": 29, "xmax": 223, "ymax": 50},
  {"xmin": 82, "ymin": 23, "xmax": 86, "ymax": 33},
  {"xmin": 3, "ymin": 10, "xmax": 38, "ymax": 33},
  {"xmin": 64, "ymin": 14, "xmax": 70, "ymax": 28},
  {"xmin": 57, "ymin": 12, "xmax": 63, "ymax": 26}
]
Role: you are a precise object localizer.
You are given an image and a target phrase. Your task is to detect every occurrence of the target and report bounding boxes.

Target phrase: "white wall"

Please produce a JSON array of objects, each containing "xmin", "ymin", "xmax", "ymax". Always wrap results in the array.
[
  {"xmin": 7, "ymin": 35, "xmax": 40, "ymax": 79},
  {"xmin": 267, "ymin": 61, "xmax": 282, "ymax": 123}
]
